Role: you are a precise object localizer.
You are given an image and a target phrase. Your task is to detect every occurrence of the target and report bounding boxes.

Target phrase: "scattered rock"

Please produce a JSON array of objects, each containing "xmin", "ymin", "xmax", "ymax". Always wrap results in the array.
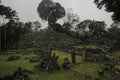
[
  {"xmin": 7, "ymin": 55, "xmax": 20, "ymax": 61},
  {"xmin": 62, "ymin": 58, "xmax": 71, "ymax": 69},
  {"xmin": 29, "ymin": 57, "xmax": 39, "ymax": 62},
  {"xmin": 0, "ymin": 67, "xmax": 31, "ymax": 80},
  {"xmin": 23, "ymin": 69, "xmax": 34, "ymax": 74},
  {"xmin": 35, "ymin": 50, "xmax": 60, "ymax": 72},
  {"xmin": 97, "ymin": 69, "xmax": 104, "ymax": 76}
]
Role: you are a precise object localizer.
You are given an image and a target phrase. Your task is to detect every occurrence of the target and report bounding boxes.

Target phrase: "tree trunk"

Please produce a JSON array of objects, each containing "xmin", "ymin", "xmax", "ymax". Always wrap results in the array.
[
  {"xmin": 2, "ymin": 16, "xmax": 6, "ymax": 50},
  {"xmin": 0, "ymin": 32, "xmax": 1, "ymax": 51}
]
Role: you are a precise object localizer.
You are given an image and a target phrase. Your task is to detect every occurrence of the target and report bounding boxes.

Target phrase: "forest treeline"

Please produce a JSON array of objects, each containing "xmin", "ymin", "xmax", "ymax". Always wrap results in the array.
[{"xmin": 0, "ymin": 0, "xmax": 120, "ymax": 51}]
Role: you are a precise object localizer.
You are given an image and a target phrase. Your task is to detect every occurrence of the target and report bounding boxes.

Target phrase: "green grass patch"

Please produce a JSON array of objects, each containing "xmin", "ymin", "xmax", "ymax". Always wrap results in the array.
[
  {"xmin": 74, "ymin": 45, "xmax": 97, "ymax": 49},
  {"xmin": 0, "ymin": 53, "xmax": 37, "ymax": 77},
  {"xmin": 0, "ymin": 50, "xmax": 115, "ymax": 80}
]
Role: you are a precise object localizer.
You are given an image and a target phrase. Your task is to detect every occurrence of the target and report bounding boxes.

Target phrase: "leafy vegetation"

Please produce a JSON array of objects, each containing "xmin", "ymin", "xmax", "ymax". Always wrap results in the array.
[
  {"xmin": 94, "ymin": 0, "xmax": 120, "ymax": 22},
  {"xmin": 0, "ymin": 0, "xmax": 120, "ymax": 80}
]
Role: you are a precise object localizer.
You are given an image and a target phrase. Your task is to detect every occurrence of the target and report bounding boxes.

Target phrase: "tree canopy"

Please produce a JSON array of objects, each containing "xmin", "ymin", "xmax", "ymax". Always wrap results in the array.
[
  {"xmin": 94, "ymin": 0, "xmax": 120, "ymax": 22},
  {"xmin": 37, "ymin": 0, "xmax": 65, "ymax": 25},
  {"xmin": 0, "ymin": 4, "xmax": 17, "ymax": 20}
]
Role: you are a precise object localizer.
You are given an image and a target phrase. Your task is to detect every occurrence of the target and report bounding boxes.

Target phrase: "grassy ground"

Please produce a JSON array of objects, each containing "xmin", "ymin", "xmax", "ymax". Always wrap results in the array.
[
  {"xmin": 0, "ymin": 50, "xmax": 115, "ymax": 80},
  {"xmin": 74, "ymin": 45, "xmax": 97, "ymax": 49},
  {"xmin": 113, "ymin": 52, "xmax": 120, "ymax": 56},
  {"xmin": 0, "ymin": 53, "xmax": 37, "ymax": 76}
]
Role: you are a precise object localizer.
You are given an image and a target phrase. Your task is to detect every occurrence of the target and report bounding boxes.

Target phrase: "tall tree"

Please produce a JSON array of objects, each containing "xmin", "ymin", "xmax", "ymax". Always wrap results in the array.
[
  {"xmin": 89, "ymin": 20, "xmax": 106, "ymax": 45},
  {"xmin": 0, "ymin": 2, "xmax": 17, "ymax": 50},
  {"xmin": 76, "ymin": 20, "xmax": 92, "ymax": 44},
  {"xmin": 63, "ymin": 8, "xmax": 79, "ymax": 36},
  {"xmin": 24, "ymin": 22, "xmax": 33, "ymax": 33},
  {"xmin": 94, "ymin": 0, "xmax": 120, "ymax": 22},
  {"xmin": 76, "ymin": 20, "xmax": 92, "ymax": 33},
  {"xmin": 37, "ymin": 0, "xmax": 65, "ymax": 30},
  {"xmin": 76, "ymin": 20, "xmax": 106, "ymax": 44},
  {"xmin": 5, "ymin": 19, "xmax": 23, "ymax": 49},
  {"xmin": 106, "ymin": 25, "xmax": 120, "ymax": 50},
  {"xmin": 0, "ymin": 1, "xmax": 20, "ymax": 50}
]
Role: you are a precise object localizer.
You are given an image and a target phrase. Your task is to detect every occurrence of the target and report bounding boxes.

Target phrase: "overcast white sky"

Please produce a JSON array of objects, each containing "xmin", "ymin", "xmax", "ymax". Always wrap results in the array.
[{"xmin": 2, "ymin": 0, "xmax": 113, "ymax": 27}]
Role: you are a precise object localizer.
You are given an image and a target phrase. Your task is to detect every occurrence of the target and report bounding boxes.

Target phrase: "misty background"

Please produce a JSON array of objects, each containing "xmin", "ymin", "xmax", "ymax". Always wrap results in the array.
[{"xmin": 1, "ymin": 0, "xmax": 113, "ymax": 27}]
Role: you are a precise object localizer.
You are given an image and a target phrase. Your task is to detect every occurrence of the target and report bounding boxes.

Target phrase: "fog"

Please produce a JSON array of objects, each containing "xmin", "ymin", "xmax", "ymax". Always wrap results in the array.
[{"xmin": 2, "ymin": 0, "xmax": 113, "ymax": 27}]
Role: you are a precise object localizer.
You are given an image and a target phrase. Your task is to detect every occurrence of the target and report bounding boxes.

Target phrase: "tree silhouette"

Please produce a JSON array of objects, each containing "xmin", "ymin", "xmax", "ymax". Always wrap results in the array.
[
  {"xmin": 0, "ymin": 2, "xmax": 18, "ymax": 50},
  {"xmin": 63, "ymin": 9, "xmax": 79, "ymax": 36},
  {"xmin": 37, "ymin": 0, "xmax": 65, "ymax": 27},
  {"xmin": 94, "ymin": 0, "xmax": 120, "ymax": 22}
]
